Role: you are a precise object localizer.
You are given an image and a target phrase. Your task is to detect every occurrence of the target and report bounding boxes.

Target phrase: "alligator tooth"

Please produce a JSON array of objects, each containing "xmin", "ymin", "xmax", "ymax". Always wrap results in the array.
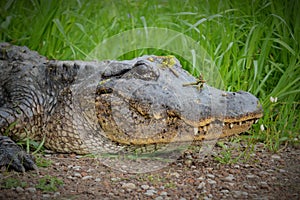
[
  {"xmin": 222, "ymin": 123, "xmax": 225, "ymax": 127},
  {"xmin": 255, "ymin": 119, "xmax": 259, "ymax": 124},
  {"xmin": 229, "ymin": 123, "xmax": 234, "ymax": 129},
  {"xmin": 153, "ymin": 113, "xmax": 162, "ymax": 119},
  {"xmin": 203, "ymin": 126, "xmax": 207, "ymax": 132},
  {"xmin": 194, "ymin": 128, "xmax": 199, "ymax": 136},
  {"xmin": 239, "ymin": 121, "xmax": 242, "ymax": 126}
]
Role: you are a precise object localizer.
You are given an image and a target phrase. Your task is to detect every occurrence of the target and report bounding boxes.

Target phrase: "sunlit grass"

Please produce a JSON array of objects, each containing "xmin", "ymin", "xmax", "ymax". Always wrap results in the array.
[{"xmin": 0, "ymin": 0, "xmax": 299, "ymax": 151}]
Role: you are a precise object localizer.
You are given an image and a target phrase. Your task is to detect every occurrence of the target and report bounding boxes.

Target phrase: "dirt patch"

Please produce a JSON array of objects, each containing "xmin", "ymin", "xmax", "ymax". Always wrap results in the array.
[{"xmin": 0, "ymin": 139, "xmax": 299, "ymax": 200}]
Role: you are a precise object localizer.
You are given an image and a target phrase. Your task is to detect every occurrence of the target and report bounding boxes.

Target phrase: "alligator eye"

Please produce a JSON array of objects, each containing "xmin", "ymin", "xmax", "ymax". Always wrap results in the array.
[
  {"xmin": 134, "ymin": 62, "xmax": 149, "ymax": 75},
  {"xmin": 129, "ymin": 60, "xmax": 159, "ymax": 81}
]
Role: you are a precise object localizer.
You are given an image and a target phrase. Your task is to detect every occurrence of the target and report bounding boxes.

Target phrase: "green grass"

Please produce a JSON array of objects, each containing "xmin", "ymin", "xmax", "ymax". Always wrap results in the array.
[
  {"xmin": 0, "ymin": 176, "xmax": 63, "ymax": 192},
  {"xmin": 0, "ymin": 177, "xmax": 27, "ymax": 189},
  {"xmin": 1, "ymin": 0, "xmax": 299, "ymax": 151},
  {"xmin": 36, "ymin": 175, "xmax": 63, "ymax": 192},
  {"xmin": 214, "ymin": 139, "xmax": 257, "ymax": 164}
]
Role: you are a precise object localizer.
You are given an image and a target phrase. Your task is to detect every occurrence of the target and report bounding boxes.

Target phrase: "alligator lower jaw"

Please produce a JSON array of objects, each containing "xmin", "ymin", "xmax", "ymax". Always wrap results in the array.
[
  {"xmin": 106, "ymin": 117, "xmax": 261, "ymax": 146},
  {"xmin": 192, "ymin": 117, "xmax": 261, "ymax": 141}
]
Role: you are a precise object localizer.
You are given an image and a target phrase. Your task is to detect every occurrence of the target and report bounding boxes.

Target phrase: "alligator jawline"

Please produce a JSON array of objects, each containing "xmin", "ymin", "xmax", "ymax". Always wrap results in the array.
[
  {"xmin": 192, "ymin": 117, "xmax": 261, "ymax": 141},
  {"xmin": 105, "ymin": 117, "xmax": 261, "ymax": 154},
  {"xmin": 105, "ymin": 116, "xmax": 262, "ymax": 148}
]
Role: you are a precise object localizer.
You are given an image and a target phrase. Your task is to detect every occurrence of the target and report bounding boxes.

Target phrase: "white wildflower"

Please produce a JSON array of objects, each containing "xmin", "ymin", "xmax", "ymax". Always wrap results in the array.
[
  {"xmin": 260, "ymin": 124, "xmax": 265, "ymax": 131},
  {"xmin": 270, "ymin": 96, "xmax": 278, "ymax": 103}
]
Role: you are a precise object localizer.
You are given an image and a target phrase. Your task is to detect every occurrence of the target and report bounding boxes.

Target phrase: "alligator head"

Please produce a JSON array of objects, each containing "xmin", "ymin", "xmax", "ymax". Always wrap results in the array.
[
  {"xmin": 96, "ymin": 56, "xmax": 263, "ymax": 146},
  {"xmin": 0, "ymin": 43, "xmax": 263, "ymax": 156}
]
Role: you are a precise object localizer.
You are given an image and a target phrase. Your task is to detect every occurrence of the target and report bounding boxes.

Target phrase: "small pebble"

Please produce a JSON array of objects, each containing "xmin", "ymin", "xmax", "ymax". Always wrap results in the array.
[
  {"xmin": 271, "ymin": 155, "xmax": 281, "ymax": 159},
  {"xmin": 122, "ymin": 183, "xmax": 136, "ymax": 190},
  {"xmin": 279, "ymin": 169, "xmax": 286, "ymax": 173},
  {"xmin": 87, "ymin": 168, "xmax": 94, "ymax": 173},
  {"xmin": 244, "ymin": 164, "xmax": 250, "ymax": 168},
  {"xmin": 177, "ymin": 163, "xmax": 183, "ymax": 167},
  {"xmin": 244, "ymin": 184, "xmax": 257, "ymax": 190},
  {"xmin": 184, "ymin": 159, "xmax": 193, "ymax": 166},
  {"xmin": 111, "ymin": 177, "xmax": 120, "ymax": 182},
  {"xmin": 26, "ymin": 187, "xmax": 36, "ymax": 193},
  {"xmin": 198, "ymin": 182, "xmax": 206, "ymax": 189},
  {"xmin": 233, "ymin": 164, "xmax": 240, "ymax": 169},
  {"xmin": 53, "ymin": 192, "xmax": 60, "ymax": 197},
  {"xmin": 207, "ymin": 179, "xmax": 216, "ymax": 185},
  {"xmin": 259, "ymin": 171, "xmax": 269, "ymax": 176},
  {"xmin": 72, "ymin": 166, "xmax": 81, "ymax": 170},
  {"xmin": 206, "ymin": 167, "xmax": 213, "ymax": 172},
  {"xmin": 141, "ymin": 185, "xmax": 149, "ymax": 190},
  {"xmin": 221, "ymin": 189, "xmax": 229, "ymax": 193},
  {"xmin": 223, "ymin": 174, "xmax": 235, "ymax": 182},
  {"xmin": 206, "ymin": 173, "xmax": 215, "ymax": 179},
  {"xmin": 260, "ymin": 181, "xmax": 269, "ymax": 189},
  {"xmin": 242, "ymin": 191, "xmax": 248, "ymax": 196},
  {"xmin": 185, "ymin": 154, "xmax": 193, "ymax": 159},
  {"xmin": 74, "ymin": 172, "xmax": 82, "ymax": 178},
  {"xmin": 233, "ymin": 190, "xmax": 248, "ymax": 197},
  {"xmin": 42, "ymin": 194, "xmax": 51, "ymax": 198},
  {"xmin": 67, "ymin": 175, "xmax": 76, "ymax": 180},
  {"xmin": 170, "ymin": 172, "xmax": 180, "ymax": 178},
  {"xmin": 15, "ymin": 186, "xmax": 24, "ymax": 192},
  {"xmin": 246, "ymin": 174, "xmax": 256, "ymax": 179},
  {"xmin": 227, "ymin": 182, "xmax": 235, "ymax": 187},
  {"xmin": 144, "ymin": 189, "xmax": 157, "ymax": 196},
  {"xmin": 80, "ymin": 171, "xmax": 87, "ymax": 176},
  {"xmin": 160, "ymin": 191, "xmax": 168, "ymax": 196},
  {"xmin": 82, "ymin": 175, "xmax": 93, "ymax": 180}
]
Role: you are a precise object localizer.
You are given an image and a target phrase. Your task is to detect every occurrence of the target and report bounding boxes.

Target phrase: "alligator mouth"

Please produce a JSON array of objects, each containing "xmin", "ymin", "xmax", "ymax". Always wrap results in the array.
[
  {"xmin": 192, "ymin": 117, "xmax": 262, "ymax": 141},
  {"xmin": 96, "ymin": 99, "xmax": 263, "ymax": 146},
  {"xmin": 95, "ymin": 87, "xmax": 263, "ymax": 146},
  {"xmin": 101, "ymin": 117, "xmax": 263, "ymax": 154}
]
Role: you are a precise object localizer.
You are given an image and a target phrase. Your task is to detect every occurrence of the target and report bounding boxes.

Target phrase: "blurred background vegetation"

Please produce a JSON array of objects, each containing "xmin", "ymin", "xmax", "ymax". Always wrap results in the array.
[{"xmin": 0, "ymin": 0, "xmax": 299, "ymax": 151}]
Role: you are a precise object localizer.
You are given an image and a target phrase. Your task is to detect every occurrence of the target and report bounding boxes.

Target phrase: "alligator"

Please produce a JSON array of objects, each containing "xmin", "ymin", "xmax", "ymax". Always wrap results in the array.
[{"xmin": 0, "ymin": 43, "xmax": 263, "ymax": 172}]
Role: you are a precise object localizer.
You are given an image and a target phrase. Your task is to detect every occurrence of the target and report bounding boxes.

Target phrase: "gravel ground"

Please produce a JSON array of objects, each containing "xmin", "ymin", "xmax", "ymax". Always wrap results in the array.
[{"xmin": 0, "ymin": 138, "xmax": 299, "ymax": 200}]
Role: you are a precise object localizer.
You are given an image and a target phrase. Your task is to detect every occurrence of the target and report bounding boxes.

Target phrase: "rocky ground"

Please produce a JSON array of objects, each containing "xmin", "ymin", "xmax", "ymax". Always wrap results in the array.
[{"xmin": 0, "ymin": 138, "xmax": 299, "ymax": 200}]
